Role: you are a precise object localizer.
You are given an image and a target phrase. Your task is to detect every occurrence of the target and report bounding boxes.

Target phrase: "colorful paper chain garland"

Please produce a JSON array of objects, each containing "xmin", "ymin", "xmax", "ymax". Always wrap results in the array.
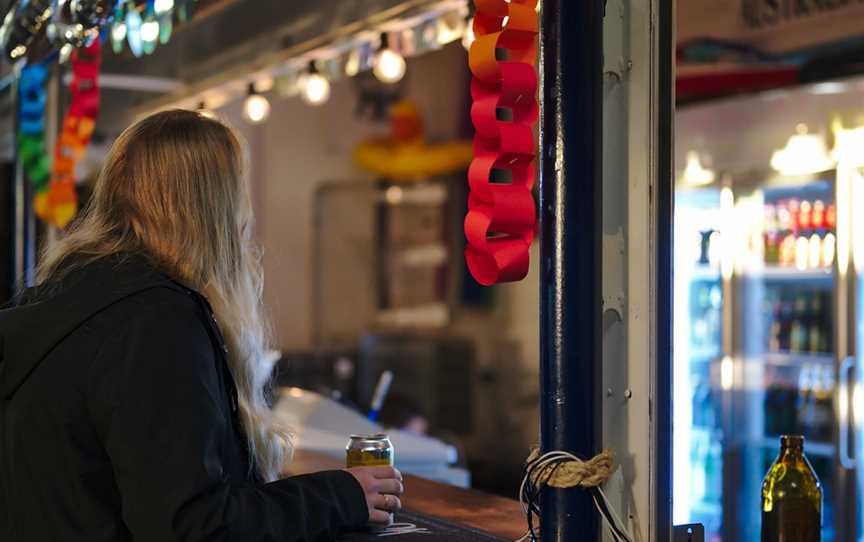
[
  {"xmin": 17, "ymin": 63, "xmax": 51, "ymax": 195},
  {"xmin": 40, "ymin": 39, "xmax": 101, "ymax": 228},
  {"xmin": 464, "ymin": 0, "xmax": 538, "ymax": 286}
]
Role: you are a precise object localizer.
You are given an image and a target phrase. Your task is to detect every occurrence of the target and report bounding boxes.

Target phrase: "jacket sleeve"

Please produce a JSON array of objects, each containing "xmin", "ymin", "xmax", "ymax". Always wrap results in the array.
[{"xmin": 89, "ymin": 295, "xmax": 369, "ymax": 541}]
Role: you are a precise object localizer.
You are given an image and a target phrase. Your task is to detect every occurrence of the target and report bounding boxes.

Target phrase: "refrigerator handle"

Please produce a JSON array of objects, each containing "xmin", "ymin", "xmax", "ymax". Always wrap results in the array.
[{"xmin": 839, "ymin": 356, "xmax": 856, "ymax": 470}]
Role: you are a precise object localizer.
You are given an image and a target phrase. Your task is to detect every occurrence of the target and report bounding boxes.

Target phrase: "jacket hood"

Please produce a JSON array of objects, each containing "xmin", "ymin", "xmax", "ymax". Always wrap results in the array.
[{"xmin": 0, "ymin": 255, "xmax": 178, "ymax": 399}]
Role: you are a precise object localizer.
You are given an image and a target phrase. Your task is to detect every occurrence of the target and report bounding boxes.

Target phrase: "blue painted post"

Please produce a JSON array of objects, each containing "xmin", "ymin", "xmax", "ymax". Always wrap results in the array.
[{"xmin": 538, "ymin": 0, "xmax": 604, "ymax": 540}]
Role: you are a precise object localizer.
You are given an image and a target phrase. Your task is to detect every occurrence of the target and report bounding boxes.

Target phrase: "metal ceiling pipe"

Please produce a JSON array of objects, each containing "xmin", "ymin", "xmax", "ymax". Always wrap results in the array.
[{"xmin": 538, "ymin": 0, "xmax": 604, "ymax": 539}]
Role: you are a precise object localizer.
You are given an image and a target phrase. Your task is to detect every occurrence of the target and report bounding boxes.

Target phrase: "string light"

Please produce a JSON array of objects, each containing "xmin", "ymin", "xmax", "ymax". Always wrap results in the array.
[
  {"xmin": 125, "ymin": 4, "xmax": 144, "ymax": 57},
  {"xmin": 300, "ymin": 61, "xmax": 331, "ymax": 106},
  {"xmin": 140, "ymin": 18, "xmax": 159, "ymax": 44},
  {"xmin": 154, "ymin": 0, "xmax": 174, "ymax": 15},
  {"xmin": 373, "ymin": 33, "xmax": 406, "ymax": 84},
  {"xmin": 243, "ymin": 83, "xmax": 271, "ymax": 124},
  {"xmin": 140, "ymin": 1, "xmax": 159, "ymax": 55},
  {"xmin": 139, "ymin": 6, "xmax": 475, "ymax": 110},
  {"xmin": 111, "ymin": 19, "xmax": 127, "ymax": 42},
  {"xmin": 345, "ymin": 48, "xmax": 361, "ymax": 77}
]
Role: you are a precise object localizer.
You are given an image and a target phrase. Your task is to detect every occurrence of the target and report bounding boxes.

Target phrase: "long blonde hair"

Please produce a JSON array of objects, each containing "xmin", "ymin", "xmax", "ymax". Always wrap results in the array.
[{"xmin": 37, "ymin": 109, "xmax": 290, "ymax": 481}]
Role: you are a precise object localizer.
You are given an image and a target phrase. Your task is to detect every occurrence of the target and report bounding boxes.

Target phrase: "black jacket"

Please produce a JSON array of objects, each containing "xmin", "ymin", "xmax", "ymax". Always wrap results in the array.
[{"xmin": 0, "ymin": 255, "xmax": 368, "ymax": 541}]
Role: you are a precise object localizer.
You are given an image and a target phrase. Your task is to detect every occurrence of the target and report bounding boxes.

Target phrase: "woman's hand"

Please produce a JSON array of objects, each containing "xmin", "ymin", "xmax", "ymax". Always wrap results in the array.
[{"xmin": 344, "ymin": 466, "xmax": 404, "ymax": 526}]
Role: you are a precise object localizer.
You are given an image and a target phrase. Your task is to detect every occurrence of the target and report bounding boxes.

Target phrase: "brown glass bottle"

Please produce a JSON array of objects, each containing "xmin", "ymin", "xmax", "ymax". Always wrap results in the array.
[{"xmin": 761, "ymin": 435, "xmax": 822, "ymax": 542}]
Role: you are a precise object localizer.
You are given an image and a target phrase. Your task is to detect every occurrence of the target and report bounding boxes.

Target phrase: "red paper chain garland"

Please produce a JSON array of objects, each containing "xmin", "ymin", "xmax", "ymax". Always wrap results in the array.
[{"xmin": 464, "ymin": 0, "xmax": 538, "ymax": 286}]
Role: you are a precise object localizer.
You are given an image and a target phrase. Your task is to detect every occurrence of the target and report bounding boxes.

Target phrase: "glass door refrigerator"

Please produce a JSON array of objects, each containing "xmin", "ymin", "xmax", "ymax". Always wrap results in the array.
[
  {"xmin": 727, "ymin": 173, "xmax": 840, "ymax": 542},
  {"xmin": 674, "ymin": 167, "xmax": 857, "ymax": 541}
]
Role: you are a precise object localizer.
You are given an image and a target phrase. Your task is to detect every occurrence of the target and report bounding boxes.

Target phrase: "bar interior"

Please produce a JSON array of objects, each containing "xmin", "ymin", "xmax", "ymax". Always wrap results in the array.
[{"xmin": 6, "ymin": 0, "xmax": 864, "ymax": 541}]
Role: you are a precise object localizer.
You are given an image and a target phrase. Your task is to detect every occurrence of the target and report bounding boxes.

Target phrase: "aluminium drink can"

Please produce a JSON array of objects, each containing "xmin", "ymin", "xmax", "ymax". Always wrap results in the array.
[{"xmin": 346, "ymin": 434, "xmax": 394, "ymax": 468}]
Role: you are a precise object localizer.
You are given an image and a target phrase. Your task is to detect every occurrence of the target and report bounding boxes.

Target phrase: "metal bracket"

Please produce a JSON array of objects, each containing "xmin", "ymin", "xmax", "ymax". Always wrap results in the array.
[{"xmin": 673, "ymin": 524, "xmax": 705, "ymax": 542}]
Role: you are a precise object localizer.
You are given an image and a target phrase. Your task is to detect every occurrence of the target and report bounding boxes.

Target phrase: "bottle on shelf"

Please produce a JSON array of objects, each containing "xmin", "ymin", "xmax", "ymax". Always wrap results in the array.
[
  {"xmin": 699, "ymin": 230, "xmax": 714, "ymax": 265},
  {"xmin": 811, "ymin": 200, "xmax": 825, "ymax": 231},
  {"xmin": 777, "ymin": 202, "xmax": 796, "ymax": 267},
  {"xmin": 779, "ymin": 296, "xmax": 793, "ymax": 352},
  {"xmin": 767, "ymin": 288, "xmax": 832, "ymax": 355},
  {"xmin": 826, "ymin": 203, "xmax": 836, "ymax": 231},
  {"xmin": 763, "ymin": 198, "xmax": 835, "ymax": 270},
  {"xmin": 798, "ymin": 200, "xmax": 812, "ymax": 232},
  {"xmin": 790, "ymin": 294, "xmax": 809, "ymax": 353},
  {"xmin": 765, "ymin": 366, "xmax": 798, "ymax": 436},
  {"xmin": 765, "ymin": 203, "xmax": 780, "ymax": 264},
  {"xmin": 822, "ymin": 232, "xmax": 836, "ymax": 268},
  {"xmin": 811, "ymin": 366, "xmax": 833, "ymax": 442},
  {"xmin": 761, "ymin": 435, "xmax": 822, "ymax": 542}
]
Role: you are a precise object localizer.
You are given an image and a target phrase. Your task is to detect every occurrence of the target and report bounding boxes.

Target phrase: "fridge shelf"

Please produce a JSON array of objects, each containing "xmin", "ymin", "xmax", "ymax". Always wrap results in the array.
[
  {"xmin": 761, "ymin": 352, "xmax": 834, "ymax": 367},
  {"xmin": 757, "ymin": 437, "xmax": 835, "ymax": 458},
  {"xmin": 745, "ymin": 266, "xmax": 833, "ymax": 283}
]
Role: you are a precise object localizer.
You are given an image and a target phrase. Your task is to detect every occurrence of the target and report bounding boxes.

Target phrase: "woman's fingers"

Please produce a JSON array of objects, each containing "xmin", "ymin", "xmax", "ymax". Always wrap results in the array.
[
  {"xmin": 344, "ymin": 466, "xmax": 405, "ymax": 527},
  {"xmin": 369, "ymin": 508, "xmax": 394, "ymax": 525},
  {"xmin": 372, "ymin": 493, "xmax": 402, "ymax": 513},
  {"xmin": 369, "ymin": 466, "xmax": 403, "ymax": 481},
  {"xmin": 374, "ymin": 478, "xmax": 404, "ymax": 496}
]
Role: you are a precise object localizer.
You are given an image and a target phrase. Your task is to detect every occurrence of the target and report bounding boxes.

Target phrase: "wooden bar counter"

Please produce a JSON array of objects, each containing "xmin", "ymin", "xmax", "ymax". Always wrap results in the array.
[{"xmin": 289, "ymin": 450, "xmax": 526, "ymax": 540}]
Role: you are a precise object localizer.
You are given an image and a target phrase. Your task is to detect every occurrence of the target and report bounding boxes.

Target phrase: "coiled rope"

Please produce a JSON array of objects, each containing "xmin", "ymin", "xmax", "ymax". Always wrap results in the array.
[{"xmin": 516, "ymin": 449, "xmax": 634, "ymax": 542}]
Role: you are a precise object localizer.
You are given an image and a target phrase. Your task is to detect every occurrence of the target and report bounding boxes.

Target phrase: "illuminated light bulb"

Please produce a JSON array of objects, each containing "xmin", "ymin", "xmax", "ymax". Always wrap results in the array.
[
  {"xmin": 140, "ymin": 19, "xmax": 159, "ymax": 43},
  {"xmin": 770, "ymin": 124, "xmax": 836, "ymax": 176},
  {"xmin": 345, "ymin": 48, "xmax": 361, "ymax": 77},
  {"xmin": 111, "ymin": 20, "xmax": 127, "ymax": 42},
  {"xmin": 461, "ymin": 17, "xmax": 474, "ymax": 50},
  {"xmin": 154, "ymin": 0, "xmax": 174, "ymax": 15},
  {"xmin": 125, "ymin": 2, "xmax": 143, "ymax": 56},
  {"xmin": 59, "ymin": 43, "xmax": 73, "ymax": 64},
  {"xmin": 373, "ymin": 33, "xmax": 406, "ymax": 84},
  {"xmin": 681, "ymin": 151, "xmax": 715, "ymax": 186},
  {"xmin": 385, "ymin": 186, "xmax": 404, "ymax": 205},
  {"xmin": 243, "ymin": 84, "xmax": 271, "ymax": 124},
  {"xmin": 373, "ymin": 49, "xmax": 406, "ymax": 83},
  {"xmin": 301, "ymin": 63, "xmax": 331, "ymax": 106}
]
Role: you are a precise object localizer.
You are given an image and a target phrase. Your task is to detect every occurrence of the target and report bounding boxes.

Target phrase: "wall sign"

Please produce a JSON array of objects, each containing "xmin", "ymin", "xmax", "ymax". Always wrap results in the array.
[{"xmin": 679, "ymin": 0, "xmax": 864, "ymax": 53}]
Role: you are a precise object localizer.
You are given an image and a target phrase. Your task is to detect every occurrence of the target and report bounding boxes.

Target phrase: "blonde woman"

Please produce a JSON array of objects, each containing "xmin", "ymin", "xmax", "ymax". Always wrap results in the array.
[{"xmin": 0, "ymin": 110, "xmax": 403, "ymax": 541}]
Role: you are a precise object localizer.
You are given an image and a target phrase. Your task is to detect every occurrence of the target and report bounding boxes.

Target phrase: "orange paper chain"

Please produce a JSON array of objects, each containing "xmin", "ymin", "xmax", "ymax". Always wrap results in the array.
[{"xmin": 464, "ymin": 0, "xmax": 538, "ymax": 286}]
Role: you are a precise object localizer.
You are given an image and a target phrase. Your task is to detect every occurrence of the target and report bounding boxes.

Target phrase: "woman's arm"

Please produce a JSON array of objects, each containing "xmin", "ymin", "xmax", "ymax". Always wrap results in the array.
[{"xmin": 89, "ymin": 293, "xmax": 374, "ymax": 541}]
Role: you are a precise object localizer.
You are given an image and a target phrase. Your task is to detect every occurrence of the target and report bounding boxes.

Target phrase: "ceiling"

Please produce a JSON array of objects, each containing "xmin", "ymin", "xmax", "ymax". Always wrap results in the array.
[{"xmin": 0, "ymin": 0, "xmax": 443, "ymax": 150}]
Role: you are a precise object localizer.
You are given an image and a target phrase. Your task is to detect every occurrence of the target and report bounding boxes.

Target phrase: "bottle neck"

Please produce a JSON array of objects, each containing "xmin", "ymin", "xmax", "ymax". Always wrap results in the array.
[
  {"xmin": 781, "ymin": 445, "xmax": 803, "ymax": 457},
  {"xmin": 780, "ymin": 437, "xmax": 805, "ymax": 459}
]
